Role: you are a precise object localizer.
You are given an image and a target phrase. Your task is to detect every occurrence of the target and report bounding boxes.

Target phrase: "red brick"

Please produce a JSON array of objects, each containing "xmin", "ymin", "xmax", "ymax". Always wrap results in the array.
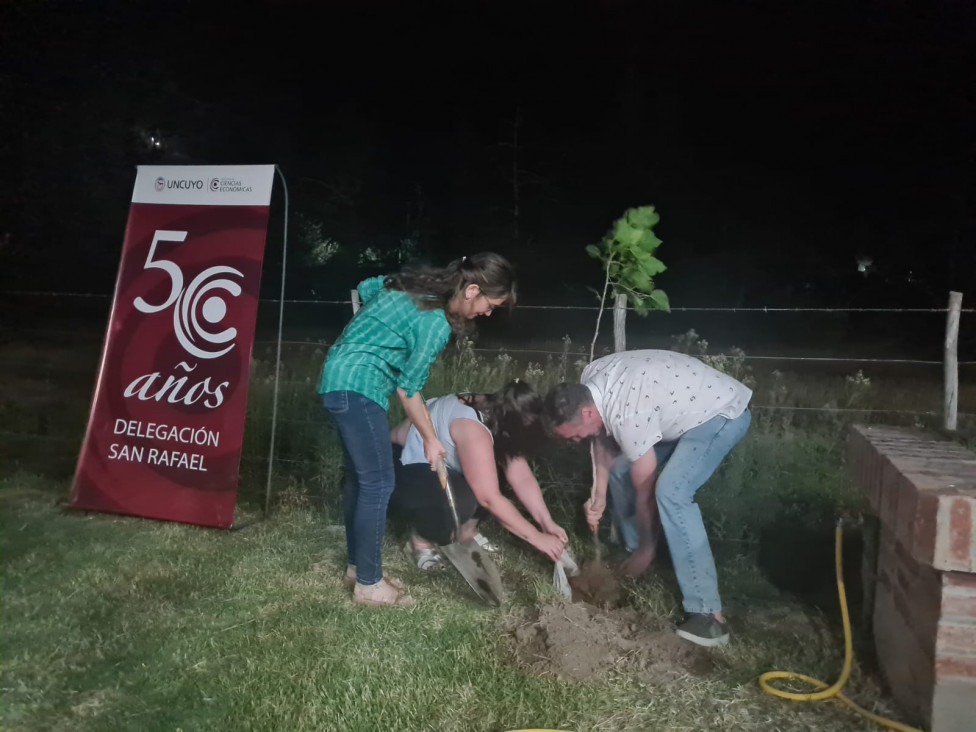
[
  {"xmin": 942, "ymin": 594, "xmax": 976, "ymax": 619},
  {"xmin": 935, "ymin": 654, "xmax": 976, "ymax": 679},
  {"xmin": 894, "ymin": 477, "xmax": 919, "ymax": 554},
  {"xmin": 945, "ymin": 572, "xmax": 976, "ymax": 591},
  {"xmin": 936, "ymin": 620, "xmax": 976, "ymax": 656},
  {"xmin": 879, "ymin": 461, "xmax": 901, "ymax": 528},
  {"xmin": 948, "ymin": 498, "xmax": 972, "ymax": 565},
  {"xmin": 913, "ymin": 492, "xmax": 941, "ymax": 565}
]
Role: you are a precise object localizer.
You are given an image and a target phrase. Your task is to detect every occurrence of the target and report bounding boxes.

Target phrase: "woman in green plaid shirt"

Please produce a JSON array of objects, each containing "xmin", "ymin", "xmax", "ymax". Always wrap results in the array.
[{"xmin": 320, "ymin": 253, "xmax": 516, "ymax": 607}]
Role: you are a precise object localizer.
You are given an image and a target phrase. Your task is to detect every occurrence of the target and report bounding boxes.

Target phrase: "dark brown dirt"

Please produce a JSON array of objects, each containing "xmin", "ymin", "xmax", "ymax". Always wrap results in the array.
[
  {"xmin": 505, "ymin": 600, "xmax": 718, "ymax": 683},
  {"xmin": 568, "ymin": 560, "xmax": 623, "ymax": 607}
]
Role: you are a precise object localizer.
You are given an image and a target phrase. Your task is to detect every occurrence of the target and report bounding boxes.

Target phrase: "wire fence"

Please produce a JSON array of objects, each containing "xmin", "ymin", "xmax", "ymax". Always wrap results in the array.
[
  {"xmin": 2, "ymin": 290, "xmax": 973, "ymax": 503},
  {"xmin": 4, "ymin": 289, "xmax": 975, "ymax": 313}
]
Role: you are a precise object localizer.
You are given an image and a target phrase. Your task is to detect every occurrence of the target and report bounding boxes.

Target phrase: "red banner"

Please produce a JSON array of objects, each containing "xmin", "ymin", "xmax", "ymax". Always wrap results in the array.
[{"xmin": 71, "ymin": 165, "xmax": 276, "ymax": 527}]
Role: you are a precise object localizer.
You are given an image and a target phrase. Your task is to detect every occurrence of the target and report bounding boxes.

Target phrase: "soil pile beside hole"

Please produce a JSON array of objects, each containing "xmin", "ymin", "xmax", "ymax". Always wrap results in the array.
[{"xmin": 505, "ymin": 601, "xmax": 717, "ymax": 683}]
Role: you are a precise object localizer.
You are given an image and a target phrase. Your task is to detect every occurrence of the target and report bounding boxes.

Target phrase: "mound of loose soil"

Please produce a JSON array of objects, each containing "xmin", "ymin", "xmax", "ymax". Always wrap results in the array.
[{"xmin": 505, "ymin": 600, "xmax": 717, "ymax": 683}]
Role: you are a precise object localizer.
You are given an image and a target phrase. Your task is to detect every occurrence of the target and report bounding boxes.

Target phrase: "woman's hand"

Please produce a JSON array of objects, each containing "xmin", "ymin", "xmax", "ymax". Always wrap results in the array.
[
  {"xmin": 424, "ymin": 438, "xmax": 447, "ymax": 469},
  {"xmin": 583, "ymin": 496, "xmax": 606, "ymax": 533},
  {"xmin": 530, "ymin": 531, "xmax": 566, "ymax": 562},
  {"xmin": 540, "ymin": 519, "xmax": 569, "ymax": 545}
]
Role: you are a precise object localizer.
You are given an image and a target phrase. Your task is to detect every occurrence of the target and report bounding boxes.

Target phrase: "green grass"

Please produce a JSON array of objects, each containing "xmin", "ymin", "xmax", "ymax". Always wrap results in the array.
[
  {"xmin": 1, "ymin": 333, "xmax": 963, "ymax": 730},
  {"xmin": 3, "ymin": 472, "xmax": 898, "ymax": 732}
]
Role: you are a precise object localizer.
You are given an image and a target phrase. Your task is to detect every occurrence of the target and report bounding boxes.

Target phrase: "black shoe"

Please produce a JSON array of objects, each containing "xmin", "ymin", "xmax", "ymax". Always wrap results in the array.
[{"xmin": 676, "ymin": 613, "xmax": 730, "ymax": 647}]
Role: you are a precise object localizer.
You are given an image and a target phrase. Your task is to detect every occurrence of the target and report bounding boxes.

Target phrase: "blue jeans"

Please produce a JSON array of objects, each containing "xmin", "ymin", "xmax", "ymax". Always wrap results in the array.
[
  {"xmin": 608, "ymin": 410, "xmax": 752, "ymax": 615},
  {"xmin": 321, "ymin": 391, "xmax": 394, "ymax": 586}
]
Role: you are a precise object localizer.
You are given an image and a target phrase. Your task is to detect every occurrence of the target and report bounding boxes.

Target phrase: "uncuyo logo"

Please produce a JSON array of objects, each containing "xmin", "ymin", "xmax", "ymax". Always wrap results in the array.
[
  {"xmin": 133, "ymin": 230, "xmax": 243, "ymax": 360},
  {"xmin": 167, "ymin": 179, "xmax": 204, "ymax": 190},
  {"xmin": 154, "ymin": 177, "xmax": 166, "ymax": 192}
]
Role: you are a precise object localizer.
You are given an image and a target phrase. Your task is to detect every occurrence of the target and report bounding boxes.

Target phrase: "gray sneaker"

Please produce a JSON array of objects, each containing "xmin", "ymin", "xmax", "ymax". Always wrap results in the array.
[{"xmin": 676, "ymin": 613, "xmax": 730, "ymax": 647}]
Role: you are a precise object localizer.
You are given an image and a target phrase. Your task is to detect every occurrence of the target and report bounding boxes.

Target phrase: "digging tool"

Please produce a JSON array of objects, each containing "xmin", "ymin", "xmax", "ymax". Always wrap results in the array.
[
  {"xmin": 435, "ymin": 457, "xmax": 506, "ymax": 606},
  {"xmin": 415, "ymin": 391, "xmax": 504, "ymax": 605},
  {"xmin": 589, "ymin": 439, "xmax": 604, "ymax": 562}
]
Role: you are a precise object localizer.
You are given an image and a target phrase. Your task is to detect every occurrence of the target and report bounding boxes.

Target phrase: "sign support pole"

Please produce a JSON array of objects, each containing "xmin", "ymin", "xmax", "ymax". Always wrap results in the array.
[{"xmin": 264, "ymin": 166, "xmax": 289, "ymax": 516}]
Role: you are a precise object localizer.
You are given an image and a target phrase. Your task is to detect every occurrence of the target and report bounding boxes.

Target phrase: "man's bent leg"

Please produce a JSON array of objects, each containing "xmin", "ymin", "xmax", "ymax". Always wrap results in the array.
[
  {"xmin": 655, "ymin": 411, "xmax": 751, "ymax": 615},
  {"xmin": 607, "ymin": 455, "xmax": 638, "ymax": 552}
]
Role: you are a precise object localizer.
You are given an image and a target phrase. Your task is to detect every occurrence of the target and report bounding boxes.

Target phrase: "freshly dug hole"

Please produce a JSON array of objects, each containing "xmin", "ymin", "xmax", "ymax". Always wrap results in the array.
[{"xmin": 568, "ymin": 560, "xmax": 623, "ymax": 607}]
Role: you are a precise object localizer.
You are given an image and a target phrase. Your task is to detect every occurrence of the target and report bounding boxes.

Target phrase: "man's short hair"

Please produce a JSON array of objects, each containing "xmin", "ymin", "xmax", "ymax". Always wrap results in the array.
[{"xmin": 543, "ymin": 382, "xmax": 594, "ymax": 429}]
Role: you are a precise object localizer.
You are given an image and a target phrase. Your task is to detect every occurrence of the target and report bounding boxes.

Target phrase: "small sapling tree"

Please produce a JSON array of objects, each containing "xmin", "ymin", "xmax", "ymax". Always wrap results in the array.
[{"xmin": 586, "ymin": 205, "xmax": 670, "ymax": 359}]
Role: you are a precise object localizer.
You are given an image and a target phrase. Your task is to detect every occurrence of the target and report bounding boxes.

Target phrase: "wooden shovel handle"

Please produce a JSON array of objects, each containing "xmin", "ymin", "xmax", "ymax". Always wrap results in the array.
[{"xmin": 435, "ymin": 457, "xmax": 449, "ymax": 491}]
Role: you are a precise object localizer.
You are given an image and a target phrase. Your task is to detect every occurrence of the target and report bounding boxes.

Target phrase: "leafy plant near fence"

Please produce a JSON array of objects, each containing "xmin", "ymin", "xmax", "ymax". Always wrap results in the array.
[{"xmin": 586, "ymin": 205, "xmax": 671, "ymax": 359}]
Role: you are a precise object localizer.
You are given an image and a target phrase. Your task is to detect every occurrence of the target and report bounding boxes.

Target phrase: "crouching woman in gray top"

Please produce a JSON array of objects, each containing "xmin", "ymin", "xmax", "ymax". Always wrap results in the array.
[{"xmin": 389, "ymin": 380, "xmax": 567, "ymax": 570}]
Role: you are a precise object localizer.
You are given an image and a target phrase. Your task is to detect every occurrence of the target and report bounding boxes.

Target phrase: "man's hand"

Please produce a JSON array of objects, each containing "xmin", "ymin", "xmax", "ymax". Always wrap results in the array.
[
  {"xmin": 540, "ymin": 519, "xmax": 569, "ymax": 545},
  {"xmin": 424, "ymin": 438, "xmax": 447, "ymax": 469},
  {"xmin": 583, "ymin": 496, "xmax": 605, "ymax": 533},
  {"xmin": 531, "ymin": 532, "xmax": 566, "ymax": 562},
  {"xmin": 617, "ymin": 545, "xmax": 656, "ymax": 577}
]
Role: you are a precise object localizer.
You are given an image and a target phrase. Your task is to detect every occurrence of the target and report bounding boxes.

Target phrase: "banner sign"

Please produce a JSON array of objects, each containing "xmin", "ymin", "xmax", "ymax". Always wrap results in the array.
[{"xmin": 71, "ymin": 165, "xmax": 276, "ymax": 527}]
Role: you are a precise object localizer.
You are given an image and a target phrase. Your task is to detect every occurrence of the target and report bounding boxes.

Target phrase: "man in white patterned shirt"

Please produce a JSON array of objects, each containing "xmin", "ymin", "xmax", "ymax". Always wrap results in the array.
[{"xmin": 545, "ymin": 350, "xmax": 752, "ymax": 647}]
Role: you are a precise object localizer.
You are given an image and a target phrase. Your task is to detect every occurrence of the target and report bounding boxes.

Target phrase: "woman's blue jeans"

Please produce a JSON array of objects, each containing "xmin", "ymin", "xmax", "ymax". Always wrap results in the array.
[
  {"xmin": 607, "ymin": 410, "xmax": 752, "ymax": 615},
  {"xmin": 321, "ymin": 391, "xmax": 394, "ymax": 586}
]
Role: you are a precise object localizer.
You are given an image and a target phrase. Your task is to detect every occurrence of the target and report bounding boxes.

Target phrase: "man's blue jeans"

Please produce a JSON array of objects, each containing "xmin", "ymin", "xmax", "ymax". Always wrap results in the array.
[
  {"xmin": 607, "ymin": 410, "xmax": 752, "ymax": 615},
  {"xmin": 321, "ymin": 390, "xmax": 394, "ymax": 586}
]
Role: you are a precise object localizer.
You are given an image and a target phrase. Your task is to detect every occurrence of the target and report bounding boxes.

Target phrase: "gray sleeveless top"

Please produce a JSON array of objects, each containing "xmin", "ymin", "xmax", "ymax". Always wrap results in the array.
[{"xmin": 400, "ymin": 395, "xmax": 492, "ymax": 472}]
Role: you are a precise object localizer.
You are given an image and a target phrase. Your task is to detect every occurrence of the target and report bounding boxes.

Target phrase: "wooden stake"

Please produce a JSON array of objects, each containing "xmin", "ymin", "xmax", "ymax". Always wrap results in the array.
[
  {"xmin": 944, "ymin": 291, "xmax": 963, "ymax": 431},
  {"xmin": 613, "ymin": 293, "xmax": 627, "ymax": 353}
]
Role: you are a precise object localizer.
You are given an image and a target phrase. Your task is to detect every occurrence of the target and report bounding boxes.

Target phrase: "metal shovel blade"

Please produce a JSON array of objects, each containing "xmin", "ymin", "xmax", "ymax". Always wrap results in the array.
[
  {"xmin": 440, "ymin": 539, "xmax": 506, "ymax": 607},
  {"xmin": 433, "ymin": 455, "xmax": 505, "ymax": 606}
]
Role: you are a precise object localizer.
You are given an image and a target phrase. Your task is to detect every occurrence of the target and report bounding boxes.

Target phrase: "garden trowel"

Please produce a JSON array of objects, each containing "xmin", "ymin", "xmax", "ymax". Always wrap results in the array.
[{"xmin": 435, "ymin": 458, "xmax": 505, "ymax": 607}]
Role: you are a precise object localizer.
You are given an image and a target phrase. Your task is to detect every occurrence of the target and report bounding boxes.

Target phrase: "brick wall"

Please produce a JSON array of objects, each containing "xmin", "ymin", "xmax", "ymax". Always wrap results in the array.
[{"xmin": 848, "ymin": 426, "xmax": 976, "ymax": 732}]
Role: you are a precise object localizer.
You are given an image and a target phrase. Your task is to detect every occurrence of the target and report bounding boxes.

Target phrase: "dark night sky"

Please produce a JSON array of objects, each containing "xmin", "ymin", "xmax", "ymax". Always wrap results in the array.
[{"xmin": 2, "ymin": 0, "xmax": 974, "ymax": 308}]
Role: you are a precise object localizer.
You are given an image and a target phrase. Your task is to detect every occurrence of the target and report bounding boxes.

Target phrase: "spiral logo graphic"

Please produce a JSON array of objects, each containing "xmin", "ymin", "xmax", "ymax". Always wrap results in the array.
[
  {"xmin": 172, "ymin": 265, "xmax": 243, "ymax": 359},
  {"xmin": 210, "ymin": 178, "xmax": 220, "ymax": 191}
]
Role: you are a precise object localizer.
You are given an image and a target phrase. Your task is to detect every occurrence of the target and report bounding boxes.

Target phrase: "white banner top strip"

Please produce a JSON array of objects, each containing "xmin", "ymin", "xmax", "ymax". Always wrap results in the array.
[{"xmin": 131, "ymin": 165, "xmax": 276, "ymax": 206}]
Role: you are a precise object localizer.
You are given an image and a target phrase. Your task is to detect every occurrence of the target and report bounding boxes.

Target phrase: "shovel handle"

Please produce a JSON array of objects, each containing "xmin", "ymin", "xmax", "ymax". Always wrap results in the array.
[
  {"xmin": 437, "ymin": 458, "xmax": 463, "ymax": 537},
  {"xmin": 418, "ymin": 397, "xmax": 460, "ymax": 537},
  {"xmin": 435, "ymin": 457, "xmax": 449, "ymax": 491}
]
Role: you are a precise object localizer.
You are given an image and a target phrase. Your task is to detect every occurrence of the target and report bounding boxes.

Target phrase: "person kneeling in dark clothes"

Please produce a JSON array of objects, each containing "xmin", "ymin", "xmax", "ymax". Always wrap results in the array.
[{"xmin": 389, "ymin": 380, "xmax": 567, "ymax": 570}]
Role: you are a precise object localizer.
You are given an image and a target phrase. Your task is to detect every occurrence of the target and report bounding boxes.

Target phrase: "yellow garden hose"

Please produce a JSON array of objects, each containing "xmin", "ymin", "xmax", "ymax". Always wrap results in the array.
[{"xmin": 759, "ymin": 524, "xmax": 923, "ymax": 731}]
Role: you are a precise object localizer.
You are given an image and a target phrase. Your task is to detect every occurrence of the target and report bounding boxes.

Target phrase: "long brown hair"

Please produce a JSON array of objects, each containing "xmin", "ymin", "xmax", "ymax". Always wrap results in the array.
[
  {"xmin": 461, "ymin": 380, "xmax": 546, "ymax": 467},
  {"xmin": 385, "ymin": 252, "xmax": 517, "ymax": 333}
]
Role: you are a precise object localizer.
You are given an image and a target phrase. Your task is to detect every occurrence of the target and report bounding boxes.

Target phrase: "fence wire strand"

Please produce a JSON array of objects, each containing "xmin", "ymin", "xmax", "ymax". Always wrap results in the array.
[{"xmin": 3, "ymin": 290, "xmax": 974, "ymax": 314}]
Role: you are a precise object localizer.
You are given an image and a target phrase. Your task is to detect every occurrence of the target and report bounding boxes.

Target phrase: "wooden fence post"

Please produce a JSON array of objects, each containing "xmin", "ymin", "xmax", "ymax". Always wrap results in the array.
[
  {"xmin": 613, "ymin": 293, "xmax": 627, "ymax": 353},
  {"xmin": 944, "ymin": 291, "xmax": 963, "ymax": 431},
  {"xmin": 350, "ymin": 289, "xmax": 361, "ymax": 316}
]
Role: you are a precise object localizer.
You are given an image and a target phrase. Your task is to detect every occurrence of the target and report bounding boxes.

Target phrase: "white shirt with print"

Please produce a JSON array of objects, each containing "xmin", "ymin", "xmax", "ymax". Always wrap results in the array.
[{"xmin": 581, "ymin": 350, "xmax": 752, "ymax": 461}]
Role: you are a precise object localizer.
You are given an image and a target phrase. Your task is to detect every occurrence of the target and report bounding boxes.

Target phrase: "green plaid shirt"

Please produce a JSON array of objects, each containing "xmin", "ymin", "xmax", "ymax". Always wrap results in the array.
[{"xmin": 319, "ymin": 276, "xmax": 451, "ymax": 410}]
